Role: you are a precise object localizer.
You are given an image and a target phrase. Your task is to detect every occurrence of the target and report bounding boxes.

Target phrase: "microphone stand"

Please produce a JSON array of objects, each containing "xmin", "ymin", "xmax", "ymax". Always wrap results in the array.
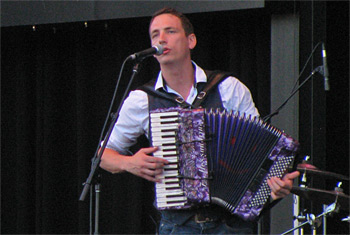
[
  {"xmin": 281, "ymin": 202, "xmax": 339, "ymax": 235},
  {"xmin": 79, "ymin": 57, "xmax": 142, "ymax": 235}
]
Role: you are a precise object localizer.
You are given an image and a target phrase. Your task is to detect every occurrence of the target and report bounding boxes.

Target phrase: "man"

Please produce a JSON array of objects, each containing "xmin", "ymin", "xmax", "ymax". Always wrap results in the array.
[{"xmin": 100, "ymin": 7, "xmax": 299, "ymax": 234}]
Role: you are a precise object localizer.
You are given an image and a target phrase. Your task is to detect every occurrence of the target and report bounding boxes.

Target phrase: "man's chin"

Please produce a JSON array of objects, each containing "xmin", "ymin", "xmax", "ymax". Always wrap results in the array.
[{"xmin": 158, "ymin": 57, "xmax": 174, "ymax": 66}]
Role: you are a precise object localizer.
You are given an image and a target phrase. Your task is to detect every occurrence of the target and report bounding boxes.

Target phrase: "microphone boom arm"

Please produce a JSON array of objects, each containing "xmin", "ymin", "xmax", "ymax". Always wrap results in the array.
[{"xmin": 263, "ymin": 68, "xmax": 320, "ymax": 122}]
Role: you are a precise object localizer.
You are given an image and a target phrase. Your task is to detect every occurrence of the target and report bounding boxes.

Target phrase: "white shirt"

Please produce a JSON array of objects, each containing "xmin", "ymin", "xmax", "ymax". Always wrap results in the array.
[{"xmin": 106, "ymin": 62, "xmax": 259, "ymax": 155}]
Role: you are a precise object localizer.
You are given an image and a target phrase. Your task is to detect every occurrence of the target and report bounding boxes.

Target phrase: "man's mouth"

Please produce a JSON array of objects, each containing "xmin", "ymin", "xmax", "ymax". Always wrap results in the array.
[{"xmin": 162, "ymin": 48, "xmax": 170, "ymax": 54}]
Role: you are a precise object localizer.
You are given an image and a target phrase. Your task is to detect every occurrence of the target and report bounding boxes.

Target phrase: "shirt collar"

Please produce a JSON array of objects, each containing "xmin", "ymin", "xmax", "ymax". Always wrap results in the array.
[{"xmin": 154, "ymin": 61, "xmax": 207, "ymax": 91}]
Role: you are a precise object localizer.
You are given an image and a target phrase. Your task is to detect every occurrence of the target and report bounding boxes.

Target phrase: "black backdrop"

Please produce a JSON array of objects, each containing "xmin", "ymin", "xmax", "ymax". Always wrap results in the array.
[{"xmin": 1, "ymin": 2, "xmax": 349, "ymax": 234}]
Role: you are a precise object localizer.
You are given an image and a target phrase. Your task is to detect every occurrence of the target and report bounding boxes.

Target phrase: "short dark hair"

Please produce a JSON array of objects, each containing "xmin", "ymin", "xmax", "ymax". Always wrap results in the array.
[{"xmin": 149, "ymin": 7, "xmax": 194, "ymax": 36}]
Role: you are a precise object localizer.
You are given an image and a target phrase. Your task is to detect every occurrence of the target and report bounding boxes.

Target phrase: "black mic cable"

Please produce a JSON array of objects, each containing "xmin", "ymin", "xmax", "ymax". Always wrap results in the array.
[{"xmin": 263, "ymin": 42, "xmax": 325, "ymax": 122}]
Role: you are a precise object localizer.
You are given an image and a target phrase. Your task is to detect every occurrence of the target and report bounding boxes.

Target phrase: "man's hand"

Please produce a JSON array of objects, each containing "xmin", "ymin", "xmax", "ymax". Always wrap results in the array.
[
  {"xmin": 267, "ymin": 171, "xmax": 300, "ymax": 200},
  {"xmin": 125, "ymin": 147, "xmax": 169, "ymax": 182}
]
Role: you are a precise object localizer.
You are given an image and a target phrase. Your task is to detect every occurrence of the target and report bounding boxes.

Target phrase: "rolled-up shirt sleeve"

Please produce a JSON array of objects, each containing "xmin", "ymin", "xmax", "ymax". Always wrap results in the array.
[
  {"xmin": 106, "ymin": 90, "xmax": 149, "ymax": 155},
  {"xmin": 219, "ymin": 76, "xmax": 259, "ymax": 117}
]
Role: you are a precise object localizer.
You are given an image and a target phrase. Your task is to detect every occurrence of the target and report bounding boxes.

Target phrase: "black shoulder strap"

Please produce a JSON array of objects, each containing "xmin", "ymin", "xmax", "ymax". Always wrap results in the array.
[
  {"xmin": 192, "ymin": 70, "xmax": 233, "ymax": 108},
  {"xmin": 137, "ymin": 70, "xmax": 233, "ymax": 109}
]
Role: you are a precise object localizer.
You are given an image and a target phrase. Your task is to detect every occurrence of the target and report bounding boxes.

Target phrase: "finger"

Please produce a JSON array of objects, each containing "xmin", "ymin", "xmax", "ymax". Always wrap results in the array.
[
  {"xmin": 141, "ymin": 169, "xmax": 163, "ymax": 182},
  {"xmin": 283, "ymin": 171, "xmax": 300, "ymax": 180},
  {"xmin": 270, "ymin": 177, "xmax": 294, "ymax": 195},
  {"xmin": 268, "ymin": 180, "xmax": 290, "ymax": 200},
  {"xmin": 141, "ymin": 168, "xmax": 158, "ymax": 176},
  {"xmin": 270, "ymin": 191, "xmax": 278, "ymax": 200},
  {"xmin": 271, "ymin": 190, "xmax": 288, "ymax": 200},
  {"xmin": 145, "ymin": 155, "xmax": 169, "ymax": 164},
  {"xmin": 278, "ymin": 188, "xmax": 291, "ymax": 196},
  {"xmin": 145, "ymin": 161, "xmax": 166, "ymax": 170},
  {"xmin": 140, "ymin": 173, "xmax": 159, "ymax": 182},
  {"xmin": 142, "ymin": 146, "xmax": 159, "ymax": 155},
  {"xmin": 270, "ymin": 176, "xmax": 294, "ymax": 190},
  {"xmin": 268, "ymin": 177, "xmax": 282, "ymax": 187},
  {"xmin": 270, "ymin": 186, "xmax": 283, "ymax": 200},
  {"xmin": 273, "ymin": 177, "xmax": 287, "ymax": 188},
  {"xmin": 153, "ymin": 168, "xmax": 164, "ymax": 175},
  {"xmin": 267, "ymin": 178, "xmax": 278, "ymax": 192},
  {"xmin": 268, "ymin": 177, "xmax": 286, "ymax": 192}
]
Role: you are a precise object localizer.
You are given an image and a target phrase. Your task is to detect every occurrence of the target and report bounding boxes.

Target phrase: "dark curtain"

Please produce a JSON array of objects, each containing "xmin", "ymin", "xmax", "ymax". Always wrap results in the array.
[{"xmin": 1, "ymin": 9, "xmax": 271, "ymax": 234}]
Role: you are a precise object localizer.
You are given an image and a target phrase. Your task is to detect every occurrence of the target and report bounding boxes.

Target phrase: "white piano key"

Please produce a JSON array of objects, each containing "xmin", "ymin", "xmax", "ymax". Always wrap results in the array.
[
  {"xmin": 157, "ymin": 196, "xmax": 187, "ymax": 203},
  {"xmin": 163, "ymin": 164, "xmax": 178, "ymax": 170},
  {"xmin": 156, "ymin": 188, "xmax": 184, "ymax": 195},
  {"xmin": 153, "ymin": 151, "xmax": 178, "ymax": 157},
  {"xmin": 152, "ymin": 136, "xmax": 176, "ymax": 142},
  {"xmin": 156, "ymin": 191, "xmax": 185, "ymax": 198},
  {"xmin": 152, "ymin": 140, "xmax": 176, "ymax": 146},
  {"xmin": 151, "ymin": 117, "xmax": 179, "ymax": 123},
  {"xmin": 151, "ymin": 131, "xmax": 176, "ymax": 137},
  {"xmin": 157, "ymin": 201, "xmax": 186, "ymax": 208},
  {"xmin": 164, "ymin": 158, "xmax": 178, "ymax": 163},
  {"xmin": 155, "ymin": 182, "xmax": 180, "ymax": 189},
  {"xmin": 156, "ymin": 171, "xmax": 178, "ymax": 179},
  {"xmin": 162, "ymin": 159, "xmax": 178, "ymax": 165},
  {"xmin": 151, "ymin": 127, "xmax": 178, "ymax": 133},
  {"xmin": 156, "ymin": 182, "xmax": 180, "ymax": 190},
  {"xmin": 157, "ymin": 145, "xmax": 177, "ymax": 151},
  {"xmin": 151, "ymin": 130, "xmax": 177, "ymax": 135},
  {"xmin": 150, "ymin": 111, "xmax": 179, "ymax": 118},
  {"xmin": 151, "ymin": 122, "xmax": 178, "ymax": 128},
  {"xmin": 156, "ymin": 188, "xmax": 184, "ymax": 196},
  {"xmin": 157, "ymin": 179, "xmax": 179, "ymax": 185},
  {"xmin": 163, "ymin": 171, "xmax": 179, "ymax": 176}
]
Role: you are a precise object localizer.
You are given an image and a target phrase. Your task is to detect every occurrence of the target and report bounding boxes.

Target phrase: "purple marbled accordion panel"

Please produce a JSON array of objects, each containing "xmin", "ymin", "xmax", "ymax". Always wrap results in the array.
[{"xmin": 178, "ymin": 109, "xmax": 210, "ymax": 205}]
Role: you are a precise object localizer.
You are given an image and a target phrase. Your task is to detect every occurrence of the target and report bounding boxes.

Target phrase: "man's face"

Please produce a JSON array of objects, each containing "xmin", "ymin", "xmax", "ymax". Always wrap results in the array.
[{"xmin": 149, "ymin": 14, "xmax": 196, "ymax": 65}]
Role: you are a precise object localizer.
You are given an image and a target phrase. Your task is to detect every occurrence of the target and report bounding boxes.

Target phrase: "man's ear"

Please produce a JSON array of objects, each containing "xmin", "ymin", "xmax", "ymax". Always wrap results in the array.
[{"xmin": 188, "ymin": 34, "xmax": 197, "ymax": 50}]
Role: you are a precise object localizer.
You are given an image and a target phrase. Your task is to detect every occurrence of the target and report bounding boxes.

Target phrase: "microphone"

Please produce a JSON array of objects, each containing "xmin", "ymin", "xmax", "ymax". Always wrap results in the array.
[
  {"xmin": 322, "ymin": 43, "xmax": 330, "ymax": 91},
  {"xmin": 128, "ymin": 44, "xmax": 164, "ymax": 61}
]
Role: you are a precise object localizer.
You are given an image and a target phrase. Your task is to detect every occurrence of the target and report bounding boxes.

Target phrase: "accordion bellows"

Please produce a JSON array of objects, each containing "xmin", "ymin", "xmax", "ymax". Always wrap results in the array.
[{"xmin": 150, "ymin": 107, "xmax": 299, "ymax": 221}]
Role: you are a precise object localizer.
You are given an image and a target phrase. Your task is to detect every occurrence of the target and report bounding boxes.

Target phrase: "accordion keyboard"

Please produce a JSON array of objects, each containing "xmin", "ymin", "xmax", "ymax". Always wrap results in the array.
[{"xmin": 150, "ymin": 111, "xmax": 187, "ymax": 208}]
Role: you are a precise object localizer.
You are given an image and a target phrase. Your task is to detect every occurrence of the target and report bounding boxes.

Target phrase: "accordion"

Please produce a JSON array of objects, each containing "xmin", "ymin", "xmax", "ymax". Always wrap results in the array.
[{"xmin": 150, "ymin": 107, "xmax": 299, "ymax": 221}]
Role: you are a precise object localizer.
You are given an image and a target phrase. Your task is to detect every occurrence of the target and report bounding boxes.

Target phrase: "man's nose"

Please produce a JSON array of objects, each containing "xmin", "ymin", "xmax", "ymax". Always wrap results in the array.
[{"xmin": 158, "ymin": 31, "xmax": 166, "ymax": 44}]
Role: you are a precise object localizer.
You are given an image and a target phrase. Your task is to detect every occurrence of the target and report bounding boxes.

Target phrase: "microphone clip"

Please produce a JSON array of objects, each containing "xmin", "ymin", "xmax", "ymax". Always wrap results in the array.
[{"xmin": 313, "ymin": 65, "xmax": 325, "ymax": 76}]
